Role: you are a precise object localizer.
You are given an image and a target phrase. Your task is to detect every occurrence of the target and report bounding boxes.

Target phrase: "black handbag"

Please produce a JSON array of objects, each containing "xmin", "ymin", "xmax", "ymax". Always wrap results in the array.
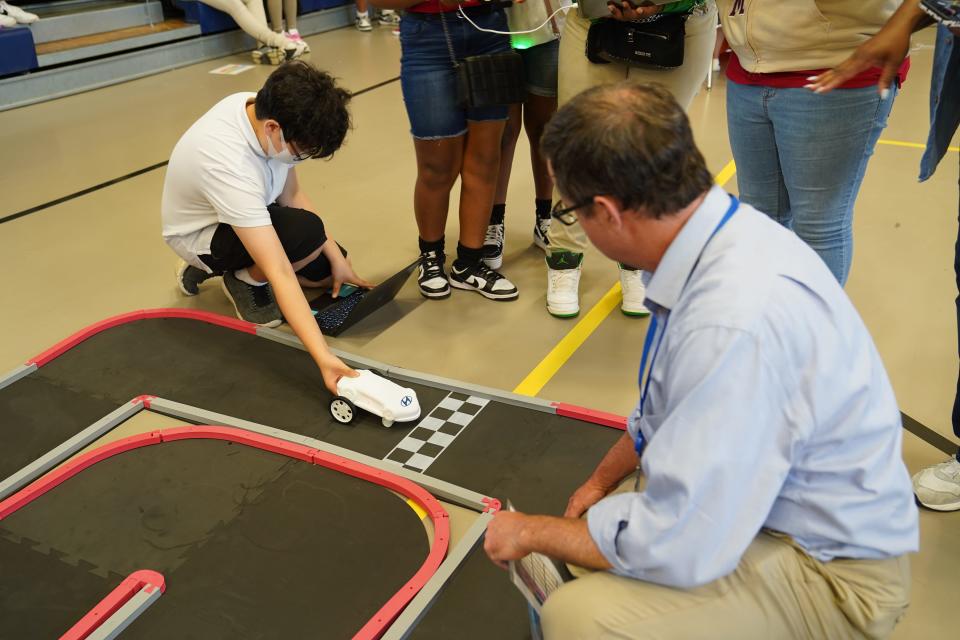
[
  {"xmin": 586, "ymin": 13, "xmax": 687, "ymax": 69},
  {"xmin": 440, "ymin": 11, "xmax": 526, "ymax": 108}
]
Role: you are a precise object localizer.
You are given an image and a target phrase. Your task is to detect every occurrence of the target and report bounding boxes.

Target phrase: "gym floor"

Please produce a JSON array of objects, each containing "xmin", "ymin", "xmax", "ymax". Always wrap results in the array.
[{"xmin": 0, "ymin": 23, "xmax": 957, "ymax": 638}]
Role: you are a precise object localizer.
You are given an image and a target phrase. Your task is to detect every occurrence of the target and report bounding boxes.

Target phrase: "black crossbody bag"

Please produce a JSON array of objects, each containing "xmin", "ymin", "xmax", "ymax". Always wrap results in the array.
[
  {"xmin": 440, "ymin": 10, "xmax": 526, "ymax": 108},
  {"xmin": 586, "ymin": 12, "xmax": 687, "ymax": 69}
]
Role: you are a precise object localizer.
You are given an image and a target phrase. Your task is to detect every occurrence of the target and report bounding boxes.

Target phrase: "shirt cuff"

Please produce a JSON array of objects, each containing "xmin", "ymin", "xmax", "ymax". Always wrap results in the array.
[{"xmin": 586, "ymin": 492, "xmax": 639, "ymax": 576}]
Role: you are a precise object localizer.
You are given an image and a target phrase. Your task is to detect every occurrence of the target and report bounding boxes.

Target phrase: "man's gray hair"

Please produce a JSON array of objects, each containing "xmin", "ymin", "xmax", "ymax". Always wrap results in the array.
[{"xmin": 541, "ymin": 81, "xmax": 713, "ymax": 218}]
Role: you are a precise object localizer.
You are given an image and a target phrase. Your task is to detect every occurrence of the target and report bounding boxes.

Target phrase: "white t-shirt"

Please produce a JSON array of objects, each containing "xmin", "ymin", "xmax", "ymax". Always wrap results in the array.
[{"xmin": 161, "ymin": 92, "xmax": 291, "ymax": 271}]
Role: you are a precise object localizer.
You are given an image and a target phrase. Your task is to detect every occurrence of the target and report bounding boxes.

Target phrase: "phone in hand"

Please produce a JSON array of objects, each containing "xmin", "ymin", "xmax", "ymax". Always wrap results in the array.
[
  {"xmin": 922, "ymin": 0, "xmax": 960, "ymax": 27},
  {"xmin": 337, "ymin": 283, "xmax": 360, "ymax": 298}
]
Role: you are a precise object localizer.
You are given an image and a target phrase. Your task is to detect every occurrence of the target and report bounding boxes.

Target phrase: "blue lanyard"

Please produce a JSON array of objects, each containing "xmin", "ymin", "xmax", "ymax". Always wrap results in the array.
[{"xmin": 634, "ymin": 196, "xmax": 739, "ymax": 459}]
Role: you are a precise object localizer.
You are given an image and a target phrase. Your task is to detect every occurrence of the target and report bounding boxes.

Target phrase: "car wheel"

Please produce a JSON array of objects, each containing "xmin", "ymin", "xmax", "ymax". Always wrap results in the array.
[{"xmin": 330, "ymin": 397, "xmax": 356, "ymax": 425}]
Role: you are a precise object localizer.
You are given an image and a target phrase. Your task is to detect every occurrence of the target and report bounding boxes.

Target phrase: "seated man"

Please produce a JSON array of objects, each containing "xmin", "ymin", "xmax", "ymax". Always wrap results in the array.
[
  {"xmin": 484, "ymin": 81, "xmax": 919, "ymax": 639},
  {"xmin": 161, "ymin": 61, "xmax": 369, "ymax": 393}
]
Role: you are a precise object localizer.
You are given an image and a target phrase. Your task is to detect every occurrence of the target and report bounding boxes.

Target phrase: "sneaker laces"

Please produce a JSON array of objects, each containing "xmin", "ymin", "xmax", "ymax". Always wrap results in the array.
[
  {"xmin": 935, "ymin": 457, "xmax": 960, "ymax": 479},
  {"xmin": 250, "ymin": 283, "xmax": 274, "ymax": 308},
  {"xmin": 421, "ymin": 251, "xmax": 444, "ymax": 278},
  {"xmin": 473, "ymin": 262, "xmax": 504, "ymax": 284},
  {"xmin": 549, "ymin": 268, "xmax": 578, "ymax": 289},
  {"xmin": 484, "ymin": 224, "xmax": 504, "ymax": 247}
]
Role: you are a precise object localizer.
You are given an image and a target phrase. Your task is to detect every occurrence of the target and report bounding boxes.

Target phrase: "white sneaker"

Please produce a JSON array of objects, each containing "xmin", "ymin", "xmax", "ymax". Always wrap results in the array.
[
  {"xmin": 283, "ymin": 40, "xmax": 309, "ymax": 60},
  {"xmin": 356, "ymin": 13, "xmax": 372, "ymax": 31},
  {"xmin": 0, "ymin": 2, "xmax": 38, "ymax": 24},
  {"xmin": 546, "ymin": 251, "xmax": 582, "ymax": 318},
  {"xmin": 482, "ymin": 223, "xmax": 504, "ymax": 269},
  {"xmin": 379, "ymin": 9, "xmax": 400, "ymax": 25},
  {"xmin": 913, "ymin": 456, "xmax": 960, "ymax": 511},
  {"xmin": 533, "ymin": 216, "xmax": 551, "ymax": 253},
  {"xmin": 619, "ymin": 265, "xmax": 651, "ymax": 317},
  {"xmin": 0, "ymin": 13, "xmax": 15, "ymax": 27}
]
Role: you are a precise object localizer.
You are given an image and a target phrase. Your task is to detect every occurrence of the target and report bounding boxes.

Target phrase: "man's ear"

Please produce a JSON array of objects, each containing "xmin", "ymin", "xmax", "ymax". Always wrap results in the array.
[{"xmin": 593, "ymin": 195, "xmax": 624, "ymax": 229}]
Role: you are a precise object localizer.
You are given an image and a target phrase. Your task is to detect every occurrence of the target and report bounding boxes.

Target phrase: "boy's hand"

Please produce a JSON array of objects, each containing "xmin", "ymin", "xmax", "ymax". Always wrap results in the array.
[
  {"xmin": 330, "ymin": 257, "xmax": 374, "ymax": 298},
  {"xmin": 320, "ymin": 354, "xmax": 359, "ymax": 395}
]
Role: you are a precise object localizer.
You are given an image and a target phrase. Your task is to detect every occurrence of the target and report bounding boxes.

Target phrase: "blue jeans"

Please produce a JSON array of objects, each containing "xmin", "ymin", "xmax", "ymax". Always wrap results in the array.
[
  {"xmin": 399, "ymin": 10, "xmax": 511, "ymax": 139},
  {"xmin": 727, "ymin": 82, "xmax": 896, "ymax": 285}
]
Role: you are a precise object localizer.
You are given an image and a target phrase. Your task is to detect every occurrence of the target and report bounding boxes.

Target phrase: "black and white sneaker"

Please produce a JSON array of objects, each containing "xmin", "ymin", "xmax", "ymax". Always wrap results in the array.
[
  {"xmin": 482, "ymin": 223, "xmax": 505, "ymax": 269},
  {"xmin": 418, "ymin": 250, "xmax": 450, "ymax": 299},
  {"xmin": 221, "ymin": 271, "xmax": 282, "ymax": 328},
  {"xmin": 449, "ymin": 262, "xmax": 519, "ymax": 301},
  {"xmin": 176, "ymin": 260, "xmax": 214, "ymax": 296},
  {"xmin": 533, "ymin": 216, "xmax": 551, "ymax": 252}
]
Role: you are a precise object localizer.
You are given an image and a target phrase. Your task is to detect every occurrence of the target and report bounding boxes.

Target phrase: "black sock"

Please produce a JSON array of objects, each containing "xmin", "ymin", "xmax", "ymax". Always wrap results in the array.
[
  {"xmin": 419, "ymin": 237, "xmax": 444, "ymax": 256},
  {"xmin": 535, "ymin": 198, "xmax": 552, "ymax": 220},
  {"xmin": 454, "ymin": 243, "xmax": 483, "ymax": 269},
  {"xmin": 490, "ymin": 203, "xmax": 506, "ymax": 226}
]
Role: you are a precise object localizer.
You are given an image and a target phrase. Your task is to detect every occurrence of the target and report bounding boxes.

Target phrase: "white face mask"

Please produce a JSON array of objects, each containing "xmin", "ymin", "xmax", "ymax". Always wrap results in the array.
[{"xmin": 265, "ymin": 126, "xmax": 304, "ymax": 165}]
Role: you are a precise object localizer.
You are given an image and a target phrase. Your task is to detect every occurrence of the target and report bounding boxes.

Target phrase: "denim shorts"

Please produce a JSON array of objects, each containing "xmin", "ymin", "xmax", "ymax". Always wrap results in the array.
[
  {"xmin": 399, "ymin": 9, "xmax": 512, "ymax": 140},
  {"xmin": 518, "ymin": 38, "xmax": 559, "ymax": 98}
]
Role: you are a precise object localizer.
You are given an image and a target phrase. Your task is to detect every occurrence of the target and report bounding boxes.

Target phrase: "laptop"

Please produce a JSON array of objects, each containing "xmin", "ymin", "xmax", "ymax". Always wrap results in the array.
[{"xmin": 309, "ymin": 259, "xmax": 418, "ymax": 336}]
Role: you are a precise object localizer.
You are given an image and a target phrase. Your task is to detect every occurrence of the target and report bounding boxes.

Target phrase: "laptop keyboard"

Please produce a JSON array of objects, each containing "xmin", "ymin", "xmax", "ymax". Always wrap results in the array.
[{"xmin": 316, "ymin": 292, "xmax": 364, "ymax": 332}]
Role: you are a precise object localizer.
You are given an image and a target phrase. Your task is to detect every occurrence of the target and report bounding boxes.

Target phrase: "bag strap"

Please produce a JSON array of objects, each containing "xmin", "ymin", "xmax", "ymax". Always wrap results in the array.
[{"xmin": 439, "ymin": 11, "xmax": 459, "ymax": 69}]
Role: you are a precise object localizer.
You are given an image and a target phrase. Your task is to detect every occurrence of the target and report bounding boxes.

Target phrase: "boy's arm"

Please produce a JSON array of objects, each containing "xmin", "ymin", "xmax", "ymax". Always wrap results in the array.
[{"xmin": 232, "ymin": 224, "xmax": 358, "ymax": 393}]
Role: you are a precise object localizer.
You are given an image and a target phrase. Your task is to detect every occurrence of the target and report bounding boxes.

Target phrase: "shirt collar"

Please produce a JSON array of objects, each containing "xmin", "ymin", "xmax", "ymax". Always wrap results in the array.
[
  {"xmin": 239, "ymin": 93, "xmax": 267, "ymax": 158},
  {"xmin": 643, "ymin": 186, "xmax": 734, "ymax": 312}
]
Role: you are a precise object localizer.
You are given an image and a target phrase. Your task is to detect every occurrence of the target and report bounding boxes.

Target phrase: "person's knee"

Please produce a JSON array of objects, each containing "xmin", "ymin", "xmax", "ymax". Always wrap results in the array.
[
  {"xmin": 540, "ymin": 578, "xmax": 610, "ymax": 640},
  {"xmin": 462, "ymin": 145, "xmax": 501, "ymax": 183},
  {"xmin": 297, "ymin": 243, "xmax": 347, "ymax": 282},
  {"xmin": 417, "ymin": 157, "xmax": 460, "ymax": 191}
]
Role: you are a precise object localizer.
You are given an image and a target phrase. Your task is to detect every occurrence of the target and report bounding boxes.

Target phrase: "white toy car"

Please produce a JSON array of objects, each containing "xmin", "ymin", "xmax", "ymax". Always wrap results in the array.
[{"xmin": 330, "ymin": 369, "xmax": 421, "ymax": 428}]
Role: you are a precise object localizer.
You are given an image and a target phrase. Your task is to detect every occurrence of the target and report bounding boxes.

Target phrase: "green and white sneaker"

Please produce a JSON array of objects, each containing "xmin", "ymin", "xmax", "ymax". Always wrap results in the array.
[
  {"xmin": 619, "ymin": 264, "xmax": 651, "ymax": 317},
  {"xmin": 546, "ymin": 251, "xmax": 583, "ymax": 318}
]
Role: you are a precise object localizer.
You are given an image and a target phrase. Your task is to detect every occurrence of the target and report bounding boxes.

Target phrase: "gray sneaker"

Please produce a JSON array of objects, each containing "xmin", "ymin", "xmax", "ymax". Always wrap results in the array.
[
  {"xmin": 176, "ymin": 260, "xmax": 213, "ymax": 296},
  {"xmin": 221, "ymin": 271, "xmax": 282, "ymax": 328}
]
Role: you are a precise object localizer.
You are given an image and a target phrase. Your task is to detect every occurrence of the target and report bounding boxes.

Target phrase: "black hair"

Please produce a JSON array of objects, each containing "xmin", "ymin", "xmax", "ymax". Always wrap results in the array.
[
  {"xmin": 254, "ymin": 61, "xmax": 352, "ymax": 160},
  {"xmin": 541, "ymin": 81, "xmax": 713, "ymax": 219}
]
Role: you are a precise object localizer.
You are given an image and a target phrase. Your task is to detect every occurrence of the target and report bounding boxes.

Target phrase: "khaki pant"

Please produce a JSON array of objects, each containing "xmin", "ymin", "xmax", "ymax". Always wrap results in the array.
[
  {"xmin": 541, "ymin": 531, "xmax": 911, "ymax": 640},
  {"xmin": 549, "ymin": 3, "xmax": 719, "ymax": 253}
]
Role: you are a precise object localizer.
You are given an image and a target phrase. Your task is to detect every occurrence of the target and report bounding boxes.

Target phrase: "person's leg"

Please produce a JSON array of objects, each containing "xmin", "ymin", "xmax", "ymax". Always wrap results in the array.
[
  {"xmin": 284, "ymin": 0, "xmax": 297, "ymax": 31},
  {"xmin": 955, "ymin": 160, "xmax": 960, "ymax": 455},
  {"xmin": 726, "ymin": 81, "xmax": 791, "ymax": 227},
  {"xmin": 460, "ymin": 119, "xmax": 507, "ymax": 252},
  {"xmin": 354, "ymin": 0, "xmax": 371, "ymax": 30},
  {"xmin": 494, "ymin": 103, "xmax": 523, "ymax": 208},
  {"xmin": 201, "ymin": 0, "xmax": 289, "ymax": 48},
  {"xmin": 542, "ymin": 532, "xmax": 910, "ymax": 640},
  {"xmin": 266, "ymin": 0, "xmax": 282, "ymax": 32},
  {"xmin": 768, "ymin": 85, "xmax": 896, "ymax": 285},
  {"xmin": 413, "ymin": 136, "xmax": 464, "ymax": 243}
]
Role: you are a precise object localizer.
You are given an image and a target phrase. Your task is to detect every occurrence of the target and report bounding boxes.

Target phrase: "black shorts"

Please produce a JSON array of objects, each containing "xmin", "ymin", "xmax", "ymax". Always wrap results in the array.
[{"xmin": 199, "ymin": 204, "xmax": 347, "ymax": 282}]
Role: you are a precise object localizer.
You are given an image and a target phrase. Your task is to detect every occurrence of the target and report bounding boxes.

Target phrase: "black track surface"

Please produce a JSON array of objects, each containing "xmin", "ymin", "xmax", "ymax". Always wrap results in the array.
[
  {"xmin": 0, "ymin": 439, "xmax": 428, "ymax": 639},
  {"xmin": 0, "ymin": 318, "xmax": 621, "ymax": 637}
]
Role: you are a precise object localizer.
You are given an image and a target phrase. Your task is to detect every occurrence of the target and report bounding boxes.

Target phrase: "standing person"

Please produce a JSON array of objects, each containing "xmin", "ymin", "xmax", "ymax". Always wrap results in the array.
[
  {"xmin": 544, "ymin": 0, "xmax": 717, "ymax": 319},
  {"xmin": 355, "ymin": 0, "xmax": 399, "ymax": 30},
  {"xmin": 372, "ymin": 0, "xmax": 520, "ymax": 301},
  {"xmin": 717, "ymin": 0, "xmax": 906, "ymax": 286},
  {"xmin": 486, "ymin": 35, "xmax": 560, "ymax": 269},
  {"xmin": 810, "ymin": 1, "xmax": 960, "ymax": 511},
  {"xmin": 485, "ymin": 80, "xmax": 918, "ymax": 639},
  {"xmin": 266, "ymin": 0, "xmax": 308, "ymax": 48},
  {"xmin": 161, "ymin": 62, "xmax": 370, "ymax": 394},
  {"xmin": 199, "ymin": 0, "xmax": 307, "ymax": 64}
]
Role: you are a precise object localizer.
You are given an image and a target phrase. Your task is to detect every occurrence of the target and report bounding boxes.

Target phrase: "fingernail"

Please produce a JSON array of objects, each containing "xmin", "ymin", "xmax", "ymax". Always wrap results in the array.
[
  {"xmin": 880, "ymin": 88, "xmax": 890, "ymax": 100},
  {"xmin": 806, "ymin": 76, "xmax": 819, "ymax": 82},
  {"xmin": 803, "ymin": 84, "xmax": 815, "ymax": 90}
]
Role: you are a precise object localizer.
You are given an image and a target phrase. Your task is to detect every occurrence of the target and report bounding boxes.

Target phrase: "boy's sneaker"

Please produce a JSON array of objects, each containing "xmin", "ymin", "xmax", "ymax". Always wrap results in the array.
[
  {"xmin": 450, "ymin": 262, "xmax": 519, "ymax": 300},
  {"xmin": 356, "ymin": 13, "xmax": 372, "ymax": 31},
  {"xmin": 533, "ymin": 216, "xmax": 551, "ymax": 252},
  {"xmin": 418, "ymin": 250, "xmax": 450, "ymax": 299},
  {"xmin": 280, "ymin": 40, "xmax": 309, "ymax": 61},
  {"xmin": 619, "ymin": 265, "xmax": 651, "ymax": 316},
  {"xmin": 221, "ymin": 271, "xmax": 282, "ymax": 328},
  {"xmin": 482, "ymin": 223, "xmax": 505, "ymax": 269},
  {"xmin": 285, "ymin": 28, "xmax": 304, "ymax": 43},
  {"xmin": 913, "ymin": 456, "xmax": 960, "ymax": 511},
  {"xmin": 378, "ymin": 9, "xmax": 400, "ymax": 25},
  {"xmin": 546, "ymin": 251, "xmax": 582, "ymax": 318},
  {"xmin": 176, "ymin": 260, "xmax": 213, "ymax": 296}
]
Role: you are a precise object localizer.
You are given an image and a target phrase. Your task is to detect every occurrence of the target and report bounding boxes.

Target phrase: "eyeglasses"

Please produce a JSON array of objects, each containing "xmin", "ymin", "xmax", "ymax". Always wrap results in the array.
[{"xmin": 551, "ymin": 197, "xmax": 595, "ymax": 226}]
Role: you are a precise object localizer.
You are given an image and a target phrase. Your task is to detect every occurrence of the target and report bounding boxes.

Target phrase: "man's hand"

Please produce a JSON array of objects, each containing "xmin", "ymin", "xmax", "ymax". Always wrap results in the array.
[
  {"xmin": 484, "ymin": 511, "xmax": 531, "ymax": 568},
  {"xmin": 564, "ymin": 478, "xmax": 614, "ymax": 518},
  {"xmin": 329, "ymin": 256, "xmax": 374, "ymax": 298},
  {"xmin": 319, "ymin": 353, "xmax": 359, "ymax": 395},
  {"xmin": 608, "ymin": 1, "xmax": 661, "ymax": 22}
]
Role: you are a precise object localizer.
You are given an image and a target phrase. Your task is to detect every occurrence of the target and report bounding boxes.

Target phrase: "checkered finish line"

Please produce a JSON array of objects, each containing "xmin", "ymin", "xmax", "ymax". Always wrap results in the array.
[{"xmin": 384, "ymin": 392, "xmax": 489, "ymax": 473}]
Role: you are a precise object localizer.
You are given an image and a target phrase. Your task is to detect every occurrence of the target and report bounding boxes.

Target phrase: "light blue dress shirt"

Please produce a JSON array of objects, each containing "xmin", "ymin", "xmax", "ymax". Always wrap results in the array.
[{"xmin": 587, "ymin": 186, "xmax": 919, "ymax": 589}]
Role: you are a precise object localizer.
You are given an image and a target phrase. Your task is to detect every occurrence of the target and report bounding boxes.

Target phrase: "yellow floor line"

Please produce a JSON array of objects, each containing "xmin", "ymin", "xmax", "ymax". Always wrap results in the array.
[
  {"xmin": 406, "ymin": 498, "xmax": 427, "ymax": 520},
  {"xmin": 512, "ymin": 160, "xmax": 738, "ymax": 398},
  {"xmin": 878, "ymin": 139, "xmax": 960, "ymax": 153}
]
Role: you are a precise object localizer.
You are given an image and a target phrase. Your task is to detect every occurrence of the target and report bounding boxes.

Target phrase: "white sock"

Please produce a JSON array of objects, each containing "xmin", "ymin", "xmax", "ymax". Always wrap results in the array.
[
  {"xmin": 235, "ymin": 268, "xmax": 268, "ymax": 287},
  {"xmin": 357, "ymin": 10, "xmax": 368, "ymax": 18}
]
